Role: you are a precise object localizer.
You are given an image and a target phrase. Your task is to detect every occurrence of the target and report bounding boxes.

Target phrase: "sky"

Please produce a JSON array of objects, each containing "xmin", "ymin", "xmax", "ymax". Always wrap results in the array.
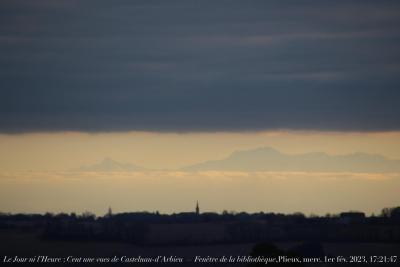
[
  {"xmin": 1, "ymin": 131, "xmax": 400, "ymax": 171},
  {"xmin": 1, "ymin": 1, "xmax": 400, "ymax": 215},
  {"xmin": 1, "ymin": 0, "xmax": 400, "ymax": 133}
]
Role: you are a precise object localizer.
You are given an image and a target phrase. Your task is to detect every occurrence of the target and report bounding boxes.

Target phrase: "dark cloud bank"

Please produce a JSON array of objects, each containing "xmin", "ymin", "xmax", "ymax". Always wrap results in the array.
[{"xmin": 1, "ymin": 0, "xmax": 400, "ymax": 133}]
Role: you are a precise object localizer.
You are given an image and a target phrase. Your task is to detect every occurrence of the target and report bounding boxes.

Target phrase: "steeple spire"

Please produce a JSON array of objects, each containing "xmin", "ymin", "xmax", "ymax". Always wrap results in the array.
[
  {"xmin": 107, "ymin": 206, "xmax": 113, "ymax": 217},
  {"xmin": 195, "ymin": 201, "xmax": 200, "ymax": 215}
]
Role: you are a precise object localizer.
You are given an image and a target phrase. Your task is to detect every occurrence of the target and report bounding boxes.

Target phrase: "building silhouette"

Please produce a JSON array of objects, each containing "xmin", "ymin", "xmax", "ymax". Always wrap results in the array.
[
  {"xmin": 106, "ymin": 206, "xmax": 113, "ymax": 217},
  {"xmin": 196, "ymin": 201, "xmax": 200, "ymax": 215}
]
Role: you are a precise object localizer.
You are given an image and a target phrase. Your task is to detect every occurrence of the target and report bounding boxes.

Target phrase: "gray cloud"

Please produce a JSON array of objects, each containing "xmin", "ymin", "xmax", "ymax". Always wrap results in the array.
[{"xmin": 1, "ymin": 0, "xmax": 400, "ymax": 133}]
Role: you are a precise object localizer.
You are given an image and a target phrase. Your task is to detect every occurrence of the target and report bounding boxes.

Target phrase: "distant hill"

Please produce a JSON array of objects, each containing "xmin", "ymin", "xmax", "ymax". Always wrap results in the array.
[
  {"xmin": 74, "ymin": 158, "xmax": 145, "ymax": 172},
  {"xmin": 182, "ymin": 147, "xmax": 400, "ymax": 173}
]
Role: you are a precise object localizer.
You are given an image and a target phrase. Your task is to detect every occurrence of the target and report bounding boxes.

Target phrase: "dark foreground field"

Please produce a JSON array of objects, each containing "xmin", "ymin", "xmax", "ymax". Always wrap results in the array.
[{"xmin": 1, "ymin": 229, "xmax": 399, "ymax": 267}]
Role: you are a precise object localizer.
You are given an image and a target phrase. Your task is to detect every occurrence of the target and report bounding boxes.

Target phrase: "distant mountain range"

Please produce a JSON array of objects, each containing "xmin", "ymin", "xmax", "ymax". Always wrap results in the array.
[
  {"xmin": 182, "ymin": 147, "xmax": 400, "ymax": 173},
  {"xmin": 74, "ymin": 158, "xmax": 145, "ymax": 172},
  {"xmin": 72, "ymin": 148, "xmax": 400, "ymax": 173}
]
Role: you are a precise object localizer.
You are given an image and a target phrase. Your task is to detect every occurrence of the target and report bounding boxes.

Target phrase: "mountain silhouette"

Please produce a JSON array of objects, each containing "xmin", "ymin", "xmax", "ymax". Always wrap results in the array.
[
  {"xmin": 182, "ymin": 147, "xmax": 400, "ymax": 172},
  {"xmin": 74, "ymin": 158, "xmax": 145, "ymax": 172}
]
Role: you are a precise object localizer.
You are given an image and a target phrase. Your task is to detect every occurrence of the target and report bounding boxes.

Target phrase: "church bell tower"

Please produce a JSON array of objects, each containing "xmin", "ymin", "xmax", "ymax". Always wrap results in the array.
[{"xmin": 195, "ymin": 201, "xmax": 200, "ymax": 215}]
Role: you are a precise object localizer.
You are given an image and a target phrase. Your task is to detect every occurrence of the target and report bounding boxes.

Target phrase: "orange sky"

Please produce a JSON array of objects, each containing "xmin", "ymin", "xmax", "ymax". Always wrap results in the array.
[
  {"xmin": 0, "ymin": 131, "xmax": 400, "ymax": 171},
  {"xmin": 0, "ymin": 131, "xmax": 399, "ymax": 215}
]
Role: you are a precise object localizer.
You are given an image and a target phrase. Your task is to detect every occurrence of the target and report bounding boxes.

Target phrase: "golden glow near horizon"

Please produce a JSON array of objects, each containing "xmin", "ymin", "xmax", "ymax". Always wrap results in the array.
[
  {"xmin": 0, "ymin": 131, "xmax": 399, "ymax": 215},
  {"xmin": 0, "ymin": 131, "xmax": 400, "ymax": 171},
  {"xmin": 0, "ymin": 170, "xmax": 399, "ymax": 216}
]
